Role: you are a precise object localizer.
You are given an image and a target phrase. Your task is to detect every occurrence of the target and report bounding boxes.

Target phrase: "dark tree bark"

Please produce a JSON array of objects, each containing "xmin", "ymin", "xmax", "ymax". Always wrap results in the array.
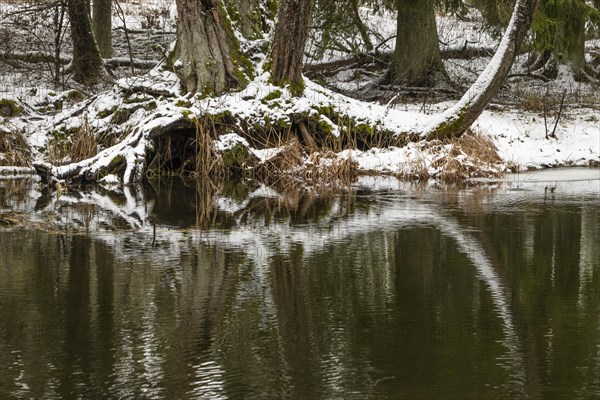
[
  {"xmin": 550, "ymin": 0, "xmax": 587, "ymax": 79},
  {"xmin": 386, "ymin": 0, "xmax": 446, "ymax": 86},
  {"xmin": 92, "ymin": 0, "xmax": 112, "ymax": 58},
  {"xmin": 67, "ymin": 0, "xmax": 104, "ymax": 84},
  {"xmin": 531, "ymin": 0, "xmax": 590, "ymax": 80},
  {"xmin": 175, "ymin": 0, "xmax": 251, "ymax": 95},
  {"xmin": 424, "ymin": 0, "xmax": 541, "ymax": 140},
  {"xmin": 224, "ymin": 0, "xmax": 270, "ymax": 40},
  {"xmin": 270, "ymin": 0, "xmax": 315, "ymax": 95}
]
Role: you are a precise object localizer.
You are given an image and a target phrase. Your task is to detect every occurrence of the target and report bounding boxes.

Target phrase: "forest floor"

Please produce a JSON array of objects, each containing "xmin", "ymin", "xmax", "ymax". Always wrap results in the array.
[{"xmin": 0, "ymin": 1, "xmax": 599, "ymax": 185}]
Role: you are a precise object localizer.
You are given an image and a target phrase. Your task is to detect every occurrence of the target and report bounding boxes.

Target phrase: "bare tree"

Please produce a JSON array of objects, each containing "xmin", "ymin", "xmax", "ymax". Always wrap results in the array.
[
  {"xmin": 386, "ymin": 0, "xmax": 446, "ymax": 86},
  {"xmin": 92, "ymin": 0, "xmax": 112, "ymax": 58},
  {"xmin": 67, "ymin": 0, "xmax": 104, "ymax": 84},
  {"xmin": 270, "ymin": 0, "xmax": 315, "ymax": 95}
]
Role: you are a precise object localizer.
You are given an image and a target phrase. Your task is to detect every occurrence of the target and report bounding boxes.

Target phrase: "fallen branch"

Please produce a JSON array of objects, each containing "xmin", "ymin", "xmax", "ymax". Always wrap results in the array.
[
  {"xmin": 114, "ymin": 26, "xmax": 176, "ymax": 35},
  {"xmin": 507, "ymin": 72, "xmax": 549, "ymax": 82},
  {"xmin": 0, "ymin": 51, "xmax": 159, "ymax": 69},
  {"xmin": 304, "ymin": 45, "xmax": 500, "ymax": 73}
]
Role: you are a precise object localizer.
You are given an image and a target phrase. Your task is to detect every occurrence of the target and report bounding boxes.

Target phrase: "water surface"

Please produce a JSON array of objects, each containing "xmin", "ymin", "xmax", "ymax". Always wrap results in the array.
[{"xmin": 1, "ymin": 174, "xmax": 599, "ymax": 399}]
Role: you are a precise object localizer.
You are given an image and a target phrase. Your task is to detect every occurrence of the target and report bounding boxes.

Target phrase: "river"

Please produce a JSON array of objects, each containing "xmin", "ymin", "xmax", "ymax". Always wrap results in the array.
[{"xmin": 1, "ymin": 170, "xmax": 599, "ymax": 399}]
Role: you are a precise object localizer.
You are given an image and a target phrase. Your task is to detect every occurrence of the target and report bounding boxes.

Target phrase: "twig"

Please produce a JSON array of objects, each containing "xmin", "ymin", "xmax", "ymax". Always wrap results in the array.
[
  {"xmin": 113, "ymin": 0, "xmax": 135, "ymax": 75},
  {"xmin": 543, "ymin": 91, "xmax": 548, "ymax": 139},
  {"xmin": 550, "ymin": 90, "xmax": 566, "ymax": 139}
]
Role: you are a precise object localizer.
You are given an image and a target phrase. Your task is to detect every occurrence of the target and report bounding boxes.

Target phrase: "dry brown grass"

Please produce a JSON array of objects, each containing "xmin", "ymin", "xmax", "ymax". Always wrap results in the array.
[
  {"xmin": 192, "ymin": 116, "xmax": 225, "ymax": 178},
  {"xmin": 399, "ymin": 156, "xmax": 430, "ymax": 181},
  {"xmin": 253, "ymin": 137, "xmax": 305, "ymax": 181},
  {"xmin": 70, "ymin": 117, "xmax": 98, "ymax": 162},
  {"xmin": 432, "ymin": 131, "xmax": 504, "ymax": 182},
  {"xmin": 0, "ymin": 129, "xmax": 31, "ymax": 166},
  {"xmin": 395, "ymin": 131, "xmax": 504, "ymax": 182},
  {"xmin": 301, "ymin": 152, "xmax": 358, "ymax": 185},
  {"xmin": 253, "ymin": 137, "xmax": 358, "ymax": 187}
]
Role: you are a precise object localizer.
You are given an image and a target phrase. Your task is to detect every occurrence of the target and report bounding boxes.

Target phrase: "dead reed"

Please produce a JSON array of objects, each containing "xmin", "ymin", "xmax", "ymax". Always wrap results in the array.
[{"xmin": 0, "ymin": 129, "xmax": 31, "ymax": 166}]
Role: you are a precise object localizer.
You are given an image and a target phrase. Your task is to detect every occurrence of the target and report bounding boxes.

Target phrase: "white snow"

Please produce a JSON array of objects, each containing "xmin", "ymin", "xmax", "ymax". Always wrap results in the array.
[{"xmin": 1, "ymin": 0, "xmax": 598, "ymax": 183}]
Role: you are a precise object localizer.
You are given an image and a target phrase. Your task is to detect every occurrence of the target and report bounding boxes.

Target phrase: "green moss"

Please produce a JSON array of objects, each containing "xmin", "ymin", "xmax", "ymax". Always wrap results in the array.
[
  {"xmin": 210, "ymin": 110, "xmax": 233, "ymax": 122},
  {"xmin": 216, "ymin": 0, "xmax": 253, "ymax": 84},
  {"xmin": 66, "ymin": 90, "xmax": 85, "ymax": 103},
  {"xmin": 266, "ymin": 0, "xmax": 279, "ymax": 18},
  {"xmin": 427, "ymin": 110, "xmax": 467, "ymax": 140},
  {"xmin": 262, "ymin": 58, "xmax": 272, "ymax": 74},
  {"xmin": 221, "ymin": 143, "xmax": 250, "ymax": 169},
  {"xmin": 356, "ymin": 123, "xmax": 375, "ymax": 135},
  {"xmin": 313, "ymin": 105, "xmax": 335, "ymax": 119},
  {"xmin": 176, "ymin": 99, "xmax": 192, "ymax": 108},
  {"xmin": 196, "ymin": 85, "xmax": 215, "ymax": 100},
  {"xmin": 97, "ymin": 106, "xmax": 117, "ymax": 119},
  {"xmin": 270, "ymin": 76, "xmax": 306, "ymax": 96},
  {"xmin": 50, "ymin": 126, "xmax": 78, "ymax": 141},
  {"xmin": 181, "ymin": 110, "xmax": 194, "ymax": 120},
  {"xmin": 165, "ymin": 40, "xmax": 180, "ymax": 72},
  {"xmin": 145, "ymin": 101, "xmax": 158, "ymax": 110},
  {"xmin": 289, "ymin": 78, "xmax": 306, "ymax": 96},
  {"xmin": 317, "ymin": 118, "xmax": 334, "ymax": 135},
  {"xmin": 225, "ymin": 1, "xmax": 241, "ymax": 24},
  {"xmin": 109, "ymin": 155, "xmax": 124, "ymax": 167},
  {"xmin": 110, "ymin": 108, "xmax": 134, "ymax": 125},
  {"xmin": 261, "ymin": 90, "xmax": 283, "ymax": 104},
  {"xmin": 0, "ymin": 99, "xmax": 22, "ymax": 118}
]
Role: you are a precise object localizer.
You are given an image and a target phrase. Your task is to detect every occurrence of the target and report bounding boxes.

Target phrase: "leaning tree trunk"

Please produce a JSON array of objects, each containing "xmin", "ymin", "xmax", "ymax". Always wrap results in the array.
[
  {"xmin": 423, "ymin": 0, "xmax": 540, "ymax": 140},
  {"xmin": 92, "ymin": 0, "xmax": 112, "ymax": 58},
  {"xmin": 270, "ymin": 0, "xmax": 315, "ymax": 95},
  {"xmin": 67, "ymin": 0, "xmax": 104, "ymax": 84},
  {"xmin": 386, "ymin": 0, "xmax": 445, "ymax": 86},
  {"xmin": 175, "ymin": 0, "xmax": 251, "ymax": 95}
]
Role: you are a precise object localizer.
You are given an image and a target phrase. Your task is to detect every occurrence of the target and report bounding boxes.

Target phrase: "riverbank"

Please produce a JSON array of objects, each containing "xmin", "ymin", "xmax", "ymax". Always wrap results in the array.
[{"xmin": 1, "ymin": 2, "xmax": 598, "ymax": 185}]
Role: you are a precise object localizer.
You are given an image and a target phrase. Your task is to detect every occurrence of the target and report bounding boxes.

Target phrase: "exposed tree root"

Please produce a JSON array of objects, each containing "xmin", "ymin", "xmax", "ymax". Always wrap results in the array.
[{"xmin": 35, "ymin": 113, "xmax": 189, "ymax": 185}]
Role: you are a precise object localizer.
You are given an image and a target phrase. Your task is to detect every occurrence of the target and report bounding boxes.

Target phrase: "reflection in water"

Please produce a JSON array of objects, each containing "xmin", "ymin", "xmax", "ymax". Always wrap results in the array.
[{"xmin": 1, "ymin": 177, "xmax": 599, "ymax": 399}]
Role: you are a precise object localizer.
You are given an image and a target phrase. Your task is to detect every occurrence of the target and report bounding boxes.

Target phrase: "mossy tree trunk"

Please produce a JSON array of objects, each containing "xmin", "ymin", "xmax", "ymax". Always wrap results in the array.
[
  {"xmin": 175, "ymin": 0, "xmax": 252, "ymax": 95},
  {"xmin": 224, "ymin": 0, "xmax": 275, "ymax": 40},
  {"xmin": 424, "ymin": 0, "xmax": 540, "ymax": 140},
  {"xmin": 67, "ymin": 0, "xmax": 104, "ymax": 84},
  {"xmin": 385, "ymin": 0, "xmax": 446, "ymax": 86},
  {"xmin": 92, "ymin": 0, "xmax": 112, "ymax": 58},
  {"xmin": 270, "ymin": 0, "xmax": 315, "ymax": 95}
]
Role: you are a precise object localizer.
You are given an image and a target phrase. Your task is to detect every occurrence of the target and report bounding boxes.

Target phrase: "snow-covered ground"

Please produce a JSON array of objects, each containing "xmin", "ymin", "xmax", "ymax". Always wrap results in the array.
[{"xmin": 1, "ymin": 1, "xmax": 599, "ymax": 183}]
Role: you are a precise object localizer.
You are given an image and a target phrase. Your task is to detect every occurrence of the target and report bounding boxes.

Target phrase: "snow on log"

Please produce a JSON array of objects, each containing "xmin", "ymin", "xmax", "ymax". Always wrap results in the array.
[{"xmin": 422, "ymin": 0, "xmax": 540, "ymax": 140}]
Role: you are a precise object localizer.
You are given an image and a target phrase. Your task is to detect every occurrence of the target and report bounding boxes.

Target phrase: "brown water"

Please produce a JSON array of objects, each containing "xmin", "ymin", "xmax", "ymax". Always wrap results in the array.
[{"xmin": 1, "ymin": 176, "xmax": 599, "ymax": 399}]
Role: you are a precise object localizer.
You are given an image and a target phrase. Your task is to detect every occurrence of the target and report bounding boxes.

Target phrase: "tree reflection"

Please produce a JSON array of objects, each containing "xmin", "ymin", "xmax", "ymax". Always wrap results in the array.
[{"xmin": 1, "ymin": 178, "xmax": 598, "ymax": 399}]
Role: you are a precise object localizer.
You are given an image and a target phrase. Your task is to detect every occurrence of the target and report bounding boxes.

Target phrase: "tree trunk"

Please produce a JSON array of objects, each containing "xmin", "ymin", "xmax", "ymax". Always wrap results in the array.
[
  {"xmin": 270, "ymin": 0, "xmax": 315, "ymax": 95},
  {"xmin": 559, "ymin": 0, "xmax": 587, "ymax": 79},
  {"xmin": 533, "ymin": 0, "xmax": 589, "ymax": 80},
  {"xmin": 92, "ymin": 0, "xmax": 112, "ymax": 58},
  {"xmin": 175, "ymin": 0, "xmax": 251, "ymax": 95},
  {"xmin": 224, "ymin": 0, "xmax": 271, "ymax": 40},
  {"xmin": 424, "ymin": 0, "xmax": 540, "ymax": 140},
  {"xmin": 67, "ymin": 0, "xmax": 104, "ymax": 84},
  {"xmin": 386, "ymin": 0, "xmax": 445, "ymax": 86}
]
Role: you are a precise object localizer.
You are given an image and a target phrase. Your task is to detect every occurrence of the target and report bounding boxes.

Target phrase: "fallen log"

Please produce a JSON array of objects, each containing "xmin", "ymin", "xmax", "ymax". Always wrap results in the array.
[
  {"xmin": 304, "ymin": 45, "xmax": 498, "ymax": 73},
  {"xmin": 0, "ymin": 51, "xmax": 160, "ymax": 69}
]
